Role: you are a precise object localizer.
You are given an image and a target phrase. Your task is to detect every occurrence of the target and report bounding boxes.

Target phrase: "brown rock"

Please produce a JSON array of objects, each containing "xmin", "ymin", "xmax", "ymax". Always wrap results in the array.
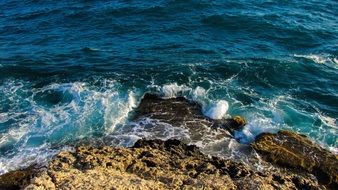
[
  {"xmin": 134, "ymin": 93, "xmax": 246, "ymax": 135},
  {"xmin": 0, "ymin": 166, "xmax": 37, "ymax": 190},
  {"xmin": 252, "ymin": 130, "xmax": 338, "ymax": 188},
  {"xmin": 0, "ymin": 139, "xmax": 326, "ymax": 190}
]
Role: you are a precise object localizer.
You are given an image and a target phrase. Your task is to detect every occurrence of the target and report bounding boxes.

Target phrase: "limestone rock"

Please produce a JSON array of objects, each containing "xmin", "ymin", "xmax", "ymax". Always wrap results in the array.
[
  {"xmin": 252, "ymin": 130, "xmax": 338, "ymax": 188},
  {"xmin": 0, "ymin": 139, "xmax": 325, "ymax": 190},
  {"xmin": 0, "ymin": 166, "xmax": 38, "ymax": 190}
]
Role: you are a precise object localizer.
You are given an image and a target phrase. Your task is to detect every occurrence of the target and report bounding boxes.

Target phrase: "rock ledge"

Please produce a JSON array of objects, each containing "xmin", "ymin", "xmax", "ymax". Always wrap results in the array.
[{"xmin": 0, "ymin": 139, "xmax": 326, "ymax": 190}]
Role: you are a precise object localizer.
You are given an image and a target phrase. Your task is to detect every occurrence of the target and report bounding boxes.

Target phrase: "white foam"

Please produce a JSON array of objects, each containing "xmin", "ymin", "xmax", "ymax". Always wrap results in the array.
[
  {"xmin": 108, "ymin": 117, "xmax": 258, "ymax": 165},
  {"xmin": 157, "ymin": 83, "xmax": 209, "ymax": 103},
  {"xmin": 294, "ymin": 54, "xmax": 332, "ymax": 64},
  {"xmin": 37, "ymin": 81, "xmax": 137, "ymax": 134},
  {"xmin": 231, "ymin": 94, "xmax": 291, "ymax": 144},
  {"xmin": 0, "ymin": 124, "xmax": 27, "ymax": 147},
  {"xmin": 328, "ymin": 146, "xmax": 338, "ymax": 154},
  {"xmin": 0, "ymin": 145, "xmax": 72, "ymax": 174},
  {"xmin": 2, "ymin": 75, "xmax": 336, "ymax": 175},
  {"xmin": 0, "ymin": 79, "xmax": 140, "ymax": 174},
  {"xmin": 319, "ymin": 115, "xmax": 338, "ymax": 129},
  {"xmin": 161, "ymin": 83, "xmax": 191, "ymax": 98},
  {"xmin": 334, "ymin": 58, "xmax": 338, "ymax": 64},
  {"xmin": 109, "ymin": 118, "xmax": 191, "ymax": 147},
  {"xmin": 234, "ymin": 117, "xmax": 279, "ymax": 144},
  {"xmin": 150, "ymin": 82, "xmax": 232, "ymax": 121},
  {"xmin": 104, "ymin": 91, "xmax": 137, "ymax": 133},
  {"xmin": 204, "ymin": 100, "xmax": 229, "ymax": 119},
  {"xmin": 192, "ymin": 86, "xmax": 206, "ymax": 99},
  {"xmin": 0, "ymin": 112, "xmax": 10, "ymax": 123}
]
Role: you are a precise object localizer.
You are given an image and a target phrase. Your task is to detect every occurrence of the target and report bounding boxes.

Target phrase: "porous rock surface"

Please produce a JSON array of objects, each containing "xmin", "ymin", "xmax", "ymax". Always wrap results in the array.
[
  {"xmin": 134, "ymin": 93, "xmax": 246, "ymax": 135},
  {"xmin": 1, "ymin": 139, "xmax": 325, "ymax": 190},
  {"xmin": 252, "ymin": 130, "xmax": 338, "ymax": 189}
]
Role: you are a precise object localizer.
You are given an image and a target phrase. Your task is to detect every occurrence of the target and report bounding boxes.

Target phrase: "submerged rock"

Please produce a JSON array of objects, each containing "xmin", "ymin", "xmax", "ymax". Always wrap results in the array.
[
  {"xmin": 252, "ymin": 130, "xmax": 338, "ymax": 188},
  {"xmin": 1, "ymin": 139, "xmax": 325, "ymax": 190}
]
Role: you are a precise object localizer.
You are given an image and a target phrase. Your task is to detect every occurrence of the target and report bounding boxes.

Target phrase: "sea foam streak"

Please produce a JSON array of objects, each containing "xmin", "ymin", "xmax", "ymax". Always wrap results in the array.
[{"xmin": 294, "ymin": 54, "xmax": 336, "ymax": 65}]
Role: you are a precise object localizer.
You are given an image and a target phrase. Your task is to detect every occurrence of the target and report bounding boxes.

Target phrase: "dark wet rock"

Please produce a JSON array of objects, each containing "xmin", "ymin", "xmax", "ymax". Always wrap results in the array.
[
  {"xmin": 252, "ymin": 130, "xmax": 338, "ymax": 188},
  {"xmin": 134, "ymin": 93, "xmax": 246, "ymax": 135},
  {"xmin": 3, "ymin": 139, "xmax": 326, "ymax": 190},
  {"xmin": 211, "ymin": 115, "xmax": 246, "ymax": 134},
  {"xmin": 133, "ymin": 93, "xmax": 210, "ymax": 126},
  {"xmin": 0, "ymin": 166, "xmax": 39, "ymax": 190}
]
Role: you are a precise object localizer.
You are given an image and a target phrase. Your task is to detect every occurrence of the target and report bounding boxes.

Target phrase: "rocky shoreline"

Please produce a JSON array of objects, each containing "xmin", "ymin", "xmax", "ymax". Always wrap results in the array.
[
  {"xmin": 0, "ymin": 94, "xmax": 337, "ymax": 189},
  {"xmin": 0, "ymin": 138, "xmax": 333, "ymax": 190}
]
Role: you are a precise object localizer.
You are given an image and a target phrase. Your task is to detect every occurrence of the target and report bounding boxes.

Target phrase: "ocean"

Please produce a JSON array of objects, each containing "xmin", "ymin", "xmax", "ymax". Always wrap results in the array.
[{"xmin": 0, "ymin": 0, "xmax": 337, "ymax": 174}]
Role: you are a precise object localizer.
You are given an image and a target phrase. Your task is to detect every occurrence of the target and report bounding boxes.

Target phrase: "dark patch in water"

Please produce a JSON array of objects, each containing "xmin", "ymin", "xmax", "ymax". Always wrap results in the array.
[{"xmin": 33, "ymin": 89, "xmax": 72, "ymax": 107}]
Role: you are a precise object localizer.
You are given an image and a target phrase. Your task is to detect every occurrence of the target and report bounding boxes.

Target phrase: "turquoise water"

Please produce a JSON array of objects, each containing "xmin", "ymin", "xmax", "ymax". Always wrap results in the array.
[{"xmin": 0, "ymin": 0, "xmax": 337, "ymax": 173}]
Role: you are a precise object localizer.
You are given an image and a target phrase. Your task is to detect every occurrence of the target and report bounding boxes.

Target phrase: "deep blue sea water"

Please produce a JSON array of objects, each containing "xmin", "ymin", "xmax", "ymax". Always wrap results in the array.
[{"xmin": 0, "ymin": 0, "xmax": 337, "ymax": 173}]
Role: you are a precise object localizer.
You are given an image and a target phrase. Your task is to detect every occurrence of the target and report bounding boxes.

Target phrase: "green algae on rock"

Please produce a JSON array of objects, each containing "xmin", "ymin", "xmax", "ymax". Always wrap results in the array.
[{"xmin": 252, "ymin": 130, "xmax": 338, "ymax": 188}]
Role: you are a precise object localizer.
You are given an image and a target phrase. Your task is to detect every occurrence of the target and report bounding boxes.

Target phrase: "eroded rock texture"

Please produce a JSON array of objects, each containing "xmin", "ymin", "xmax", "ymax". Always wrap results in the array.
[
  {"xmin": 0, "ymin": 167, "xmax": 36, "ymax": 190},
  {"xmin": 134, "ymin": 93, "xmax": 246, "ymax": 135},
  {"xmin": 252, "ymin": 130, "xmax": 338, "ymax": 189},
  {"xmin": 2, "ymin": 139, "xmax": 326, "ymax": 190}
]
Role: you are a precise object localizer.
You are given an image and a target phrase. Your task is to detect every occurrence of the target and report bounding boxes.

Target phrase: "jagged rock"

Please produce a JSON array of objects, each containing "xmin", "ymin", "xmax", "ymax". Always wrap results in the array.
[
  {"xmin": 1, "ymin": 139, "xmax": 325, "ymax": 190},
  {"xmin": 134, "ymin": 93, "xmax": 246, "ymax": 135},
  {"xmin": 0, "ymin": 166, "xmax": 37, "ymax": 190},
  {"xmin": 252, "ymin": 130, "xmax": 338, "ymax": 188}
]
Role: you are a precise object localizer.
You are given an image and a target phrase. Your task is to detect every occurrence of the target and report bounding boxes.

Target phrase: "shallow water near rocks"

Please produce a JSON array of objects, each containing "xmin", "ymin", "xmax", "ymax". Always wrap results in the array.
[{"xmin": 0, "ymin": 0, "xmax": 337, "ymax": 174}]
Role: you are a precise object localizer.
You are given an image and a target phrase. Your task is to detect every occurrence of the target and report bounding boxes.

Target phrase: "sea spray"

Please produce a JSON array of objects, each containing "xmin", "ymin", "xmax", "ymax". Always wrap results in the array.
[
  {"xmin": 161, "ymin": 83, "xmax": 191, "ymax": 98},
  {"xmin": 205, "ymin": 100, "xmax": 229, "ymax": 120}
]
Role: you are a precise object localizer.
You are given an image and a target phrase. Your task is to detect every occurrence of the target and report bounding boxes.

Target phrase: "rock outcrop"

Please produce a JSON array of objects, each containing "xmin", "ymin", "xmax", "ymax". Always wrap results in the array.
[
  {"xmin": 0, "ymin": 139, "xmax": 326, "ymax": 190},
  {"xmin": 1, "ymin": 94, "xmax": 336, "ymax": 190},
  {"xmin": 0, "ymin": 166, "xmax": 37, "ymax": 190},
  {"xmin": 134, "ymin": 93, "xmax": 246, "ymax": 135},
  {"xmin": 252, "ymin": 130, "xmax": 338, "ymax": 189}
]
